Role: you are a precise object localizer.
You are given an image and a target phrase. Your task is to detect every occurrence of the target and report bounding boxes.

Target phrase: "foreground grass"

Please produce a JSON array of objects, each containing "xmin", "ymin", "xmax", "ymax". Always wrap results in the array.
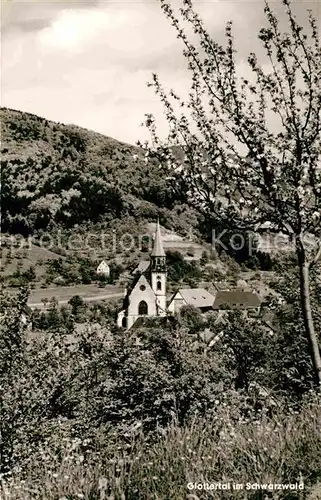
[{"xmin": 1, "ymin": 396, "xmax": 321, "ymax": 500}]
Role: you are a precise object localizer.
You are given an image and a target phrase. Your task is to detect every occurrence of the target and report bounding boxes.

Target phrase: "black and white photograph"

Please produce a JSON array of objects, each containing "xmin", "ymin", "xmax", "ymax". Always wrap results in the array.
[{"xmin": 1, "ymin": 0, "xmax": 321, "ymax": 498}]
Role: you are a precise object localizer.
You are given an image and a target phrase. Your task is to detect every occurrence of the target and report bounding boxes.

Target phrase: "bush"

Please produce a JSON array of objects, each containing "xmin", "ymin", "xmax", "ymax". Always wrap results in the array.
[
  {"xmin": 2, "ymin": 394, "xmax": 320, "ymax": 500},
  {"xmin": 178, "ymin": 305, "xmax": 204, "ymax": 334},
  {"xmin": 1, "ymin": 285, "xmax": 320, "ymax": 499}
]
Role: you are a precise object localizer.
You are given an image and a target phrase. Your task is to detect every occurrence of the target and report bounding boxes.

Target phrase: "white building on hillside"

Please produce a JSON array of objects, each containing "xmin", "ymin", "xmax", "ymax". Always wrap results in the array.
[{"xmin": 96, "ymin": 260, "xmax": 110, "ymax": 277}]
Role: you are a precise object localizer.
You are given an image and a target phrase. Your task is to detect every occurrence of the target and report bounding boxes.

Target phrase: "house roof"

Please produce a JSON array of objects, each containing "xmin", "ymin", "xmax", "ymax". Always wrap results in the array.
[
  {"xmin": 176, "ymin": 288, "xmax": 215, "ymax": 309},
  {"xmin": 213, "ymin": 282, "xmax": 231, "ymax": 291},
  {"xmin": 213, "ymin": 290, "xmax": 261, "ymax": 309},
  {"xmin": 97, "ymin": 260, "xmax": 109, "ymax": 267},
  {"xmin": 133, "ymin": 260, "xmax": 150, "ymax": 275},
  {"xmin": 150, "ymin": 219, "xmax": 165, "ymax": 257}
]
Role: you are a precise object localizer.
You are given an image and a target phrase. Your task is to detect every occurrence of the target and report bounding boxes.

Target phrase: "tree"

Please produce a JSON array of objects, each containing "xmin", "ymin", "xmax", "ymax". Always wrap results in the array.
[
  {"xmin": 143, "ymin": 0, "xmax": 321, "ymax": 385},
  {"xmin": 68, "ymin": 295, "xmax": 86, "ymax": 318},
  {"xmin": 178, "ymin": 304, "xmax": 204, "ymax": 333},
  {"xmin": 92, "ymin": 325, "xmax": 227, "ymax": 431},
  {"xmin": 0, "ymin": 288, "xmax": 81, "ymax": 473},
  {"xmin": 0, "ymin": 287, "xmax": 32, "ymax": 472}
]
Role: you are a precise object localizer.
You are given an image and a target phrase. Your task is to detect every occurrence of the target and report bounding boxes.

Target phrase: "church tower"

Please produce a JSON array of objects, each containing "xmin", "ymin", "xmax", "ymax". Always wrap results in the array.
[{"xmin": 150, "ymin": 220, "xmax": 167, "ymax": 316}]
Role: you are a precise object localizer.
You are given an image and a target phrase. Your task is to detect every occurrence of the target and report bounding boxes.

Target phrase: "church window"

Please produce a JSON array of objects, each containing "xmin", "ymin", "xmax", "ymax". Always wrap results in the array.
[
  {"xmin": 140, "ymin": 284, "xmax": 146, "ymax": 291},
  {"xmin": 157, "ymin": 281, "xmax": 162, "ymax": 291},
  {"xmin": 122, "ymin": 317, "xmax": 127, "ymax": 328},
  {"xmin": 138, "ymin": 300, "xmax": 148, "ymax": 315}
]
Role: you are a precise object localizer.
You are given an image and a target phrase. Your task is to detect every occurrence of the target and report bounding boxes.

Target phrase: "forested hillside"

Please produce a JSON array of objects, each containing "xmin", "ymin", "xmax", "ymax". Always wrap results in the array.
[
  {"xmin": 1, "ymin": 108, "xmax": 186, "ymax": 235},
  {"xmin": 2, "ymin": 107, "xmax": 321, "ymax": 499}
]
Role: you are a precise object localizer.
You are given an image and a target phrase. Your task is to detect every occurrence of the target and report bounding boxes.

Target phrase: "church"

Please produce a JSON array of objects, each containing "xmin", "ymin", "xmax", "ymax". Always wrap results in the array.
[
  {"xmin": 117, "ymin": 220, "xmax": 167, "ymax": 329},
  {"xmin": 117, "ymin": 220, "xmax": 262, "ymax": 329}
]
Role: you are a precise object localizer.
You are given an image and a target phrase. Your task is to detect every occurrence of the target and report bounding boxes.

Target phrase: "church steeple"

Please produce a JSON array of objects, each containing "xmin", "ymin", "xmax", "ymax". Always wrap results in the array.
[
  {"xmin": 150, "ymin": 219, "xmax": 166, "ymax": 272},
  {"xmin": 150, "ymin": 220, "xmax": 167, "ymax": 315},
  {"xmin": 151, "ymin": 219, "xmax": 165, "ymax": 258}
]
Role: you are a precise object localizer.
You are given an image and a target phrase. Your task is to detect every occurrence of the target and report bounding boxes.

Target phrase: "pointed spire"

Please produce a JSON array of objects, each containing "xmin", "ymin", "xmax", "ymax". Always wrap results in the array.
[{"xmin": 151, "ymin": 219, "xmax": 165, "ymax": 257}]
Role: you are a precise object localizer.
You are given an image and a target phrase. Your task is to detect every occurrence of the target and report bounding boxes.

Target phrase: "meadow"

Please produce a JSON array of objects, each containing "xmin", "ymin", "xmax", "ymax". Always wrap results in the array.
[{"xmin": 2, "ymin": 395, "xmax": 320, "ymax": 500}]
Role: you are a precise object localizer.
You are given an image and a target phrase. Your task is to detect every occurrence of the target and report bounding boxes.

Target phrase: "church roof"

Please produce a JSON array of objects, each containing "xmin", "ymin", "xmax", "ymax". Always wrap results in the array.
[
  {"xmin": 213, "ymin": 290, "xmax": 261, "ymax": 309},
  {"xmin": 150, "ymin": 220, "xmax": 165, "ymax": 257},
  {"xmin": 97, "ymin": 260, "xmax": 110, "ymax": 270},
  {"xmin": 133, "ymin": 260, "xmax": 150, "ymax": 275},
  {"xmin": 122, "ymin": 273, "xmax": 154, "ymax": 308},
  {"xmin": 176, "ymin": 288, "xmax": 215, "ymax": 309}
]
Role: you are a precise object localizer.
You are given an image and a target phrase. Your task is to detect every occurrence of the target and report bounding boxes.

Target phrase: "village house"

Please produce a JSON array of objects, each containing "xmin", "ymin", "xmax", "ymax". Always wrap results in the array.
[
  {"xmin": 213, "ymin": 290, "xmax": 261, "ymax": 313},
  {"xmin": 96, "ymin": 260, "xmax": 110, "ymax": 277},
  {"xmin": 167, "ymin": 288, "xmax": 215, "ymax": 314}
]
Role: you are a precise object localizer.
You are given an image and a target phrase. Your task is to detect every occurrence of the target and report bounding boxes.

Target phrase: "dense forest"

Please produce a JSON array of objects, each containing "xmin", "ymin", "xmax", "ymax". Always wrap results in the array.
[
  {"xmin": 1, "ymin": 108, "xmax": 272, "ymax": 270},
  {"xmin": 1, "ymin": 107, "xmax": 187, "ymax": 235}
]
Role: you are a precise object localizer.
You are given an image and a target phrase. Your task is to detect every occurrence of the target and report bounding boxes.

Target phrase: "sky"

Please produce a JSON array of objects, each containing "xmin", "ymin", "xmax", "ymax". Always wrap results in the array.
[{"xmin": 2, "ymin": 0, "xmax": 320, "ymax": 145}]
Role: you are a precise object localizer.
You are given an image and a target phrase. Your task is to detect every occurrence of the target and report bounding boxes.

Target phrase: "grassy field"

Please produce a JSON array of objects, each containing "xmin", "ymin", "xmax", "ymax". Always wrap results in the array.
[
  {"xmin": 1, "ymin": 395, "xmax": 320, "ymax": 500},
  {"xmin": 25, "ymin": 284, "xmax": 124, "ymax": 307},
  {"xmin": 0, "ymin": 243, "xmax": 62, "ymax": 277}
]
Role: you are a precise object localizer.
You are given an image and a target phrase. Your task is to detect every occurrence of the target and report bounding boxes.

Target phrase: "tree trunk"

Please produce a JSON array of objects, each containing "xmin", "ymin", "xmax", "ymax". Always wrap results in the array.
[{"xmin": 297, "ymin": 243, "xmax": 321, "ymax": 387}]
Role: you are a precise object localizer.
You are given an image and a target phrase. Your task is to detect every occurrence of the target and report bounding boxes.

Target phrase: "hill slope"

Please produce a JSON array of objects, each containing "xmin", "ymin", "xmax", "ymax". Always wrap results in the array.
[{"xmin": 1, "ymin": 108, "xmax": 187, "ymax": 235}]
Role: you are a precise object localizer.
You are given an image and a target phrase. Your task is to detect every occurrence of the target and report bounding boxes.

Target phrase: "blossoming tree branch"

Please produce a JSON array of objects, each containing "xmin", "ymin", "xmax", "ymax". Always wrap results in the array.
[{"xmin": 142, "ymin": 0, "xmax": 321, "ymax": 385}]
